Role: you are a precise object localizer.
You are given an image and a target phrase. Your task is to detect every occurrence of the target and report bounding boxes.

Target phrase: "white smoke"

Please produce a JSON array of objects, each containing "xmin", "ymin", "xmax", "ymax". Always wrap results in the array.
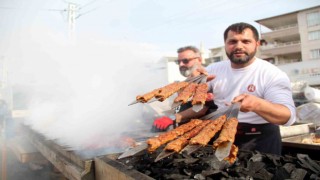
[{"xmin": 4, "ymin": 27, "xmax": 169, "ymax": 154}]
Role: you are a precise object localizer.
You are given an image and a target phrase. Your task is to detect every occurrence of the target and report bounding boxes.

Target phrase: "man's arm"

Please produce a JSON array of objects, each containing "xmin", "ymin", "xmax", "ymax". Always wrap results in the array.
[
  {"xmin": 232, "ymin": 94, "xmax": 292, "ymax": 125},
  {"xmin": 175, "ymin": 106, "xmax": 209, "ymax": 124}
]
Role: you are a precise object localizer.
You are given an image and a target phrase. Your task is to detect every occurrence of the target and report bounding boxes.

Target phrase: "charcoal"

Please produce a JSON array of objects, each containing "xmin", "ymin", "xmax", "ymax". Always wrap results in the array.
[
  {"xmin": 265, "ymin": 154, "xmax": 282, "ymax": 167},
  {"xmin": 309, "ymin": 173, "xmax": 320, "ymax": 180},
  {"xmin": 194, "ymin": 173, "xmax": 206, "ymax": 180},
  {"xmin": 201, "ymin": 169, "xmax": 224, "ymax": 176},
  {"xmin": 174, "ymin": 157, "xmax": 198, "ymax": 164},
  {"xmin": 253, "ymin": 168, "xmax": 273, "ymax": 180},
  {"xmin": 247, "ymin": 161, "xmax": 265, "ymax": 173},
  {"xmin": 297, "ymin": 154, "xmax": 320, "ymax": 174},
  {"xmin": 282, "ymin": 163, "xmax": 296, "ymax": 173},
  {"xmin": 165, "ymin": 173, "xmax": 189, "ymax": 179},
  {"xmin": 273, "ymin": 167, "xmax": 291, "ymax": 180},
  {"xmin": 202, "ymin": 169, "xmax": 229, "ymax": 179},
  {"xmin": 119, "ymin": 148, "xmax": 320, "ymax": 179},
  {"xmin": 207, "ymin": 157, "xmax": 230, "ymax": 170},
  {"xmin": 290, "ymin": 168, "xmax": 307, "ymax": 180},
  {"xmin": 249, "ymin": 152, "xmax": 264, "ymax": 162}
]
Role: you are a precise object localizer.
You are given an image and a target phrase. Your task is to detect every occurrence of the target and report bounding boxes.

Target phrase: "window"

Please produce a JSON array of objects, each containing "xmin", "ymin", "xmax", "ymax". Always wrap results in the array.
[
  {"xmin": 213, "ymin": 56, "xmax": 222, "ymax": 62},
  {"xmin": 307, "ymin": 11, "xmax": 320, "ymax": 26},
  {"xmin": 310, "ymin": 49, "xmax": 320, "ymax": 59},
  {"xmin": 308, "ymin": 30, "xmax": 320, "ymax": 40}
]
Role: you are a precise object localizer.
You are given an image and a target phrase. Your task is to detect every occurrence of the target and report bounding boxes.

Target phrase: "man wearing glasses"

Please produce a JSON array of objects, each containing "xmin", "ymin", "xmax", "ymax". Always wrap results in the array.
[
  {"xmin": 152, "ymin": 46, "xmax": 217, "ymax": 132},
  {"xmin": 176, "ymin": 46, "xmax": 202, "ymax": 77}
]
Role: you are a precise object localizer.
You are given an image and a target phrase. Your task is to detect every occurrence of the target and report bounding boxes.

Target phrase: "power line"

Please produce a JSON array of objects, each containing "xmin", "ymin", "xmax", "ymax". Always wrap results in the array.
[{"xmin": 0, "ymin": 6, "xmax": 66, "ymax": 12}]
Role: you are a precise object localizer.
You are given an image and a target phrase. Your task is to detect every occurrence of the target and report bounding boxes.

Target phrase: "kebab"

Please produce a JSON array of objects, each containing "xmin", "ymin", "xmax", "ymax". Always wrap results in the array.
[
  {"xmin": 174, "ymin": 83, "xmax": 198, "ymax": 104},
  {"xmin": 136, "ymin": 88, "xmax": 161, "ymax": 103},
  {"xmin": 164, "ymin": 120, "xmax": 211, "ymax": 153},
  {"xmin": 213, "ymin": 117, "xmax": 238, "ymax": 149},
  {"xmin": 147, "ymin": 119, "xmax": 203, "ymax": 152},
  {"xmin": 135, "ymin": 81, "xmax": 189, "ymax": 103},
  {"xmin": 191, "ymin": 83, "xmax": 208, "ymax": 105},
  {"xmin": 189, "ymin": 115, "xmax": 227, "ymax": 146},
  {"xmin": 155, "ymin": 81, "xmax": 189, "ymax": 102},
  {"xmin": 224, "ymin": 144, "xmax": 238, "ymax": 164}
]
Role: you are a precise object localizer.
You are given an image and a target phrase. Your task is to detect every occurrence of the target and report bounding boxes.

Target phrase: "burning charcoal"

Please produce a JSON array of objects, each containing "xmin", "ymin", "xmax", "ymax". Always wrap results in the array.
[{"xmin": 290, "ymin": 168, "xmax": 307, "ymax": 180}]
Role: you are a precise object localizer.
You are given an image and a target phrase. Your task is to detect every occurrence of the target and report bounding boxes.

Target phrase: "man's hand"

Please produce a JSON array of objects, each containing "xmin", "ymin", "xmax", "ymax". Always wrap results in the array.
[
  {"xmin": 152, "ymin": 116, "xmax": 173, "ymax": 132},
  {"xmin": 191, "ymin": 66, "xmax": 215, "ymax": 82},
  {"xmin": 231, "ymin": 93, "xmax": 262, "ymax": 112},
  {"xmin": 231, "ymin": 93, "xmax": 291, "ymax": 125}
]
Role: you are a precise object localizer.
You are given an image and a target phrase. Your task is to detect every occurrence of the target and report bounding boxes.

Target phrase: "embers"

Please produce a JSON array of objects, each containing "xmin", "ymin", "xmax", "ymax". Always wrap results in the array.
[{"xmin": 119, "ymin": 148, "xmax": 320, "ymax": 179}]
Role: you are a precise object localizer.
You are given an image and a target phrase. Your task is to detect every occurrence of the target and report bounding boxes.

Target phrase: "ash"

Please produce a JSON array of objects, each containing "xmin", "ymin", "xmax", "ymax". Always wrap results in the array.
[{"xmin": 119, "ymin": 147, "xmax": 320, "ymax": 180}]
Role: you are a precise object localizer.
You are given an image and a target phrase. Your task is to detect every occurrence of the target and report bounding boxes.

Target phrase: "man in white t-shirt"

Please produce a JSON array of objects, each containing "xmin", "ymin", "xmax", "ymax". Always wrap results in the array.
[{"xmin": 183, "ymin": 22, "xmax": 296, "ymax": 155}]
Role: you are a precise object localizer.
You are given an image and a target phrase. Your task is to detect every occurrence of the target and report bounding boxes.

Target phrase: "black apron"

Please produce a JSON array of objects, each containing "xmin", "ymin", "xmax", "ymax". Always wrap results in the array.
[{"xmin": 235, "ymin": 123, "xmax": 282, "ymax": 155}]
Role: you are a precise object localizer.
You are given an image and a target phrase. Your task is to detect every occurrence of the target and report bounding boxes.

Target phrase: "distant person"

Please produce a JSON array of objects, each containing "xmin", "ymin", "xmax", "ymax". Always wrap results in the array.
[
  {"xmin": 181, "ymin": 22, "xmax": 296, "ymax": 155},
  {"xmin": 152, "ymin": 46, "xmax": 217, "ymax": 132}
]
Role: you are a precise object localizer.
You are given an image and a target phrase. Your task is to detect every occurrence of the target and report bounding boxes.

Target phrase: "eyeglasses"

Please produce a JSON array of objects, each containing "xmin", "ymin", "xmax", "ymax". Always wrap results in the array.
[{"xmin": 175, "ymin": 57, "xmax": 199, "ymax": 65}]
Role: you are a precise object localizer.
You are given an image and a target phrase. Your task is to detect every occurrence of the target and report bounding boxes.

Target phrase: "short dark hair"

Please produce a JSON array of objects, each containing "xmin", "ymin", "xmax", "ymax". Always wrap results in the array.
[
  {"xmin": 177, "ymin": 46, "xmax": 200, "ymax": 54},
  {"xmin": 223, "ymin": 22, "xmax": 259, "ymax": 41}
]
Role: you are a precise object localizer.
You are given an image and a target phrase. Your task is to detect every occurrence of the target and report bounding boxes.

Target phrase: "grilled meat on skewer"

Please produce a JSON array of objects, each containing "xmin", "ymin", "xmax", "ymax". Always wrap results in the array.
[
  {"xmin": 136, "ymin": 88, "xmax": 161, "ymax": 103},
  {"xmin": 192, "ymin": 83, "xmax": 208, "ymax": 105},
  {"xmin": 147, "ymin": 119, "xmax": 202, "ymax": 152},
  {"xmin": 174, "ymin": 83, "xmax": 198, "ymax": 104},
  {"xmin": 189, "ymin": 115, "xmax": 227, "ymax": 146},
  {"xmin": 224, "ymin": 144, "xmax": 238, "ymax": 164},
  {"xmin": 213, "ymin": 117, "xmax": 238, "ymax": 149},
  {"xmin": 155, "ymin": 81, "xmax": 189, "ymax": 102},
  {"xmin": 164, "ymin": 120, "xmax": 211, "ymax": 152}
]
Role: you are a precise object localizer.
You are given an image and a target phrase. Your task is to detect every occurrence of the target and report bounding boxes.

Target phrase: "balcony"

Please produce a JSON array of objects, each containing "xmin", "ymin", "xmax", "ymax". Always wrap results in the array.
[
  {"xmin": 261, "ymin": 24, "xmax": 299, "ymax": 42},
  {"xmin": 259, "ymin": 41, "xmax": 301, "ymax": 56}
]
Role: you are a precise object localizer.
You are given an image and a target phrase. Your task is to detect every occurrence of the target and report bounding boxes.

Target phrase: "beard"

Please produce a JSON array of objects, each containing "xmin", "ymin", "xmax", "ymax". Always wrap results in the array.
[
  {"xmin": 179, "ymin": 66, "xmax": 192, "ymax": 77},
  {"xmin": 227, "ymin": 49, "xmax": 256, "ymax": 64}
]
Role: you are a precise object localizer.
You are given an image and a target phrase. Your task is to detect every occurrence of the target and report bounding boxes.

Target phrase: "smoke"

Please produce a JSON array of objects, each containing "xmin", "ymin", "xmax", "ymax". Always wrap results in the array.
[{"xmin": 3, "ymin": 27, "xmax": 169, "ymax": 155}]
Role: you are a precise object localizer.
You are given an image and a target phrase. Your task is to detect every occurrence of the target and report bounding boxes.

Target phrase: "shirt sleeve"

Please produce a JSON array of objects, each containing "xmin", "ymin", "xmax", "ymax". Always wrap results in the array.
[{"xmin": 264, "ymin": 72, "xmax": 296, "ymax": 126}]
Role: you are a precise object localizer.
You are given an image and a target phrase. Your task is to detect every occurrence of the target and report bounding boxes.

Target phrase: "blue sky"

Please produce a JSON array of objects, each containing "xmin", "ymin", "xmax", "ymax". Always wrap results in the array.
[{"xmin": 1, "ymin": 0, "xmax": 320, "ymax": 55}]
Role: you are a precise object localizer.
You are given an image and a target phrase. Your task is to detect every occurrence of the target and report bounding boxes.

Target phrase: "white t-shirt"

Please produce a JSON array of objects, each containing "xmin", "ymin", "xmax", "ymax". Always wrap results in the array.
[{"xmin": 205, "ymin": 57, "xmax": 296, "ymax": 126}]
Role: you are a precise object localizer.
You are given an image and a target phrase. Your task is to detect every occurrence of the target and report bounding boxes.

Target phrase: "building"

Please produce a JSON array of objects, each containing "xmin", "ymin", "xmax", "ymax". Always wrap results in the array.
[
  {"xmin": 256, "ymin": 5, "xmax": 320, "ymax": 65},
  {"xmin": 256, "ymin": 5, "xmax": 320, "ymax": 86}
]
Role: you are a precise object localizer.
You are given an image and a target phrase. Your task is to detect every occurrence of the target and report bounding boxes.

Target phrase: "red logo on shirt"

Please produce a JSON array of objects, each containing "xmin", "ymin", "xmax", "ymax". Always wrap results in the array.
[{"xmin": 247, "ymin": 84, "xmax": 256, "ymax": 92}]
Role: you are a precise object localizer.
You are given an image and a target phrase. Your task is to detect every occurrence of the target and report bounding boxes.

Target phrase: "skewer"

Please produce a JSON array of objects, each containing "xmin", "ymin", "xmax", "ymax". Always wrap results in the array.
[
  {"xmin": 117, "ymin": 142, "xmax": 148, "ymax": 159},
  {"xmin": 214, "ymin": 102, "xmax": 241, "ymax": 161}
]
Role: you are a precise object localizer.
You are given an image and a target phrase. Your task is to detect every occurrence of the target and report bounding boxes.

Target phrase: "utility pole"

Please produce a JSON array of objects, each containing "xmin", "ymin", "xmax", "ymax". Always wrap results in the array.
[{"xmin": 67, "ymin": 3, "xmax": 77, "ymax": 41}]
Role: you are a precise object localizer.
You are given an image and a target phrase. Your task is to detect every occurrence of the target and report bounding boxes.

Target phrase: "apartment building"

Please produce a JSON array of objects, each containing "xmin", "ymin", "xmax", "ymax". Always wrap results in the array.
[
  {"xmin": 256, "ymin": 5, "xmax": 320, "ymax": 86},
  {"xmin": 256, "ymin": 5, "xmax": 320, "ymax": 64}
]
